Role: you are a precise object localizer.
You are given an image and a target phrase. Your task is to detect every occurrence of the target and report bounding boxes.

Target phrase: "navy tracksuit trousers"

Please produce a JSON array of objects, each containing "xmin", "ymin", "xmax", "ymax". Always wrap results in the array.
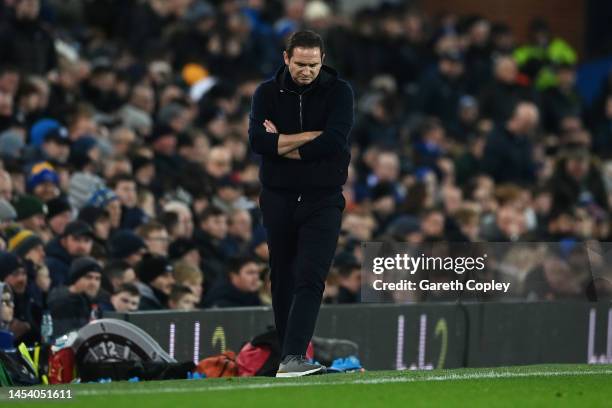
[{"xmin": 260, "ymin": 187, "xmax": 345, "ymax": 359}]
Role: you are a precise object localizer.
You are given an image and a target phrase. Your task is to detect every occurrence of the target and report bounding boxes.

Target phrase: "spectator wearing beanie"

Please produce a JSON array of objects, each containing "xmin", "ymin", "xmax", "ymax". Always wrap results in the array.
[
  {"xmin": 131, "ymin": 155, "xmax": 156, "ymax": 189},
  {"xmin": 135, "ymin": 255, "xmax": 175, "ymax": 310},
  {"xmin": 8, "ymin": 229, "xmax": 44, "ymax": 261},
  {"xmin": 0, "ymin": 251, "xmax": 38, "ymax": 345},
  {"xmin": 26, "ymin": 162, "xmax": 60, "ymax": 202},
  {"xmin": 168, "ymin": 238, "xmax": 200, "ymax": 267},
  {"xmin": 12, "ymin": 194, "xmax": 47, "ymax": 236},
  {"xmin": 45, "ymin": 197, "xmax": 72, "ymax": 236},
  {"xmin": 48, "ymin": 257, "xmax": 102, "ymax": 336},
  {"xmin": 87, "ymin": 187, "xmax": 122, "ymax": 230},
  {"xmin": 24, "ymin": 119, "xmax": 71, "ymax": 166},
  {"xmin": 108, "ymin": 229, "xmax": 147, "ymax": 266},
  {"xmin": 0, "ymin": 199, "xmax": 17, "ymax": 231},
  {"xmin": 45, "ymin": 220, "xmax": 94, "ymax": 288}
]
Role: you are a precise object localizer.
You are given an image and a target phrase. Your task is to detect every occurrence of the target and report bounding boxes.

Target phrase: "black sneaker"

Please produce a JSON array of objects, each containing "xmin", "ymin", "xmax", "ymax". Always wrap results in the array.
[{"xmin": 276, "ymin": 355, "xmax": 326, "ymax": 378}]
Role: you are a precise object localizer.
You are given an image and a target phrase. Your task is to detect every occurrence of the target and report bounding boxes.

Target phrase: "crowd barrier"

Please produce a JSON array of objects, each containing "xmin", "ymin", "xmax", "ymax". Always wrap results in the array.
[{"xmin": 104, "ymin": 302, "xmax": 612, "ymax": 370}]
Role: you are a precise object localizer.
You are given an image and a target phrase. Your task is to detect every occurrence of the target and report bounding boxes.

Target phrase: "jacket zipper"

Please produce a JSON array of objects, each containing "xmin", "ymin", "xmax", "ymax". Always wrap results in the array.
[
  {"xmin": 282, "ymin": 86, "xmax": 314, "ymax": 133},
  {"xmin": 299, "ymin": 94, "xmax": 303, "ymax": 131}
]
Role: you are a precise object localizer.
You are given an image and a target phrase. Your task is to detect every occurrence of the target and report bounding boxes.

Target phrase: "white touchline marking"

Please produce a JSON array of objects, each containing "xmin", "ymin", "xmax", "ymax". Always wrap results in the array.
[{"xmin": 71, "ymin": 369, "xmax": 612, "ymax": 397}]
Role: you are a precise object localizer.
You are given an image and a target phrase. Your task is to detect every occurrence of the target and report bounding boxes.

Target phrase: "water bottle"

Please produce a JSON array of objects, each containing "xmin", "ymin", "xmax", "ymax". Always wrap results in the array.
[
  {"xmin": 41, "ymin": 311, "xmax": 53, "ymax": 344},
  {"xmin": 89, "ymin": 304, "xmax": 99, "ymax": 322}
]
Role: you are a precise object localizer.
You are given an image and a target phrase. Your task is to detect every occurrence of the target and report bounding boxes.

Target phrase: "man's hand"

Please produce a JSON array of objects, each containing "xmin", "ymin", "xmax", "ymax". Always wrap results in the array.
[
  {"xmin": 264, "ymin": 119, "xmax": 278, "ymax": 134},
  {"xmin": 284, "ymin": 149, "xmax": 301, "ymax": 159}
]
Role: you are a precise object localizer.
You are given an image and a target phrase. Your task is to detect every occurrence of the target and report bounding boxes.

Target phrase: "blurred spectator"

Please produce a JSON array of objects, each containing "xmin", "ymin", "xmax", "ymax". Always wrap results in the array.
[
  {"xmin": 45, "ymin": 197, "xmax": 71, "ymax": 236},
  {"xmin": 0, "ymin": 0, "xmax": 57, "ymax": 75},
  {"xmin": 168, "ymin": 284, "xmax": 199, "ymax": 311},
  {"xmin": 45, "ymin": 220, "xmax": 94, "ymax": 287},
  {"xmin": 195, "ymin": 205, "xmax": 228, "ymax": 291},
  {"xmin": 137, "ymin": 221, "xmax": 170, "ymax": 257},
  {"xmin": 135, "ymin": 254, "xmax": 175, "ymax": 310},
  {"xmin": 0, "ymin": 282, "xmax": 15, "ymax": 349},
  {"xmin": 482, "ymin": 101, "xmax": 538, "ymax": 185},
  {"xmin": 106, "ymin": 283, "xmax": 140, "ymax": 313},
  {"xmin": 173, "ymin": 260, "xmax": 204, "ymax": 305},
  {"xmin": 48, "ymin": 256, "xmax": 102, "ymax": 336},
  {"xmin": 203, "ymin": 256, "xmax": 262, "ymax": 308},
  {"xmin": 101, "ymin": 259, "xmax": 136, "ymax": 294},
  {"xmin": 108, "ymin": 229, "xmax": 147, "ymax": 267},
  {"xmin": 333, "ymin": 252, "xmax": 361, "ymax": 304},
  {"xmin": 0, "ymin": 251, "xmax": 37, "ymax": 344},
  {"xmin": 13, "ymin": 194, "xmax": 47, "ymax": 236}
]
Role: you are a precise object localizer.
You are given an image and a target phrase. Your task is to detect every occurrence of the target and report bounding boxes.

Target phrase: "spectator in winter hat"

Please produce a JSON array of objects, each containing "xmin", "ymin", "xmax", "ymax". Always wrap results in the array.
[
  {"xmin": 135, "ymin": 254, "xmax": 175, "ymax": 310},
  {"xmin": 26, "ymin": 162, "xmax": 60, "ymax": 202},
  {"xmin": 48, "ymin": 256, "xmax": 102, "ymax": 336},
  {"xmin": 45, "ymin": 197, "xmax": 71, "ymax": 236},
  {"xmin": 87, "ymin": 187, "xmax": 122, "ymax": 229},
  {"xmin": 0, "ymin": 199, "xmax": 17, "ymax": 226},
  {"xmin": 26, "ymin": 119, "xmax": 71, "ymax": 165},
  {"xmin": 68, "ymin": 136, "xmax": 100, "ymax": 172},
  {"xmin": 168, "ymin": 238, "xmax": 200, "ymax": 267},
  {"xmin": 7, "ymin": 228, "xmax": 44, "ymax": 260},
  {"xmin": 12, "ymin": 194, "xmax": 47, "ymax": 235},
  {"xmin": 0, "ymin": 129, "xmax": 24, "ymax": 160},
  {"xmin": 108, "ymin": 229, "xmax": 147, "ymax": 266},
  {"xmin": 45, "ymin": 220, "xmax": 94, "ymax": 288}
]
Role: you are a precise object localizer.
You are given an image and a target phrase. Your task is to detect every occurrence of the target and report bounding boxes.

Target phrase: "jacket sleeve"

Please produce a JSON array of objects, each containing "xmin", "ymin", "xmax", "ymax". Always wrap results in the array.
[
  {"xmin": 248, "ymin": 84, "xmax": 279, "ymax": 157},
  {"xmin": 298, "ymin": 82, "xmax": 354, "ymax": 161}
]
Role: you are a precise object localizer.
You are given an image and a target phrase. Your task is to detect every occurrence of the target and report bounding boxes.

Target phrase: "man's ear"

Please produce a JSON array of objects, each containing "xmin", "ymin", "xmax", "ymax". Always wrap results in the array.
[{"xmin": 283, "ymin": 51, "xmax": 289, "ymax": 66}]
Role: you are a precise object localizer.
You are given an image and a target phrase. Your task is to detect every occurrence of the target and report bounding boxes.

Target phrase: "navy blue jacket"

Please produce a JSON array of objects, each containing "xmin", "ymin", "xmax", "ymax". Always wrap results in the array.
[
  {"xmin": 248, "ymin": 65, "xmax": 354, "ymax": 191},
  {"xmin": 45, "ymin": 238, "xmax": 73, "ymax": 288}
]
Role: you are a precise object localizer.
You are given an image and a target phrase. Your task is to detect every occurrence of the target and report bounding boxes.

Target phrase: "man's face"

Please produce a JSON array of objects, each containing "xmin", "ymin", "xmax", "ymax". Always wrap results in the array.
[
  {"xmin": 94, "ymin": 218, "xmax": 111, "ymax": 240},
  {"xmin": 1, "ymin": 290, "xmax": 14, "ymax": 324},
  {"xmin": 205, "ymin": 149, "xmax": 232, "ymax": 179},
  {"xmin": 145, "ymin": 229, "xmax": 170, "ymax": 256},
  {"xmin": 4, "ymin": 267, "xmax": 27, "ymax": 294},
  {"xmin": 172, "ymin": 293, "xmax": 198, "ymax": 310},
  {"xmin": 283, "ymin": 47, "xmax": 324, "ymax": 86},
  {"xmin": 48, "ymin": 211, "xmax": 71, "ymax": 235},
  {"xmin": 43, "ymin": 141, "xmax": 70, "ymax": 163},
  {"xmin": 16, "ymin": 0, "xmax": 40, "ymax": 20},
  {"xmin": 202, "ymin": 215, "xmax": 228, "ymax": 240},
  {"xmin": 25, "ymin": 244, "xmax": 45, "ymax": 265},
  {"xmin": 231, "ymin": 262, "xmax": 261, "ymax": 293},
  {"xmin": 115, "ymin": 180, "xmax": 138, "ymax": 208},
  {"xmin": 72, "ymin": 272, "xmax": 101, "ymax": 298},
  {"xmin": 22, "ymin": 214, "xmax": 46, "ymax": 232},
  {"xmin": 229, "ymin": 211, "xmax": 251, "ymax": 240},
  {"xmin": 62, "ymin": 235, "xmax": 93, "ymax": 257},
  {"xmin": 125, "ymin": 250, "xmax": 146, "ymax": 267},
  {"xmin": 150, "ymin": 272, "xmax": 175, "ymax": 295},
  {"xmin": 111, "ymin": 292, "xmax": 140, "ymax": 312}
]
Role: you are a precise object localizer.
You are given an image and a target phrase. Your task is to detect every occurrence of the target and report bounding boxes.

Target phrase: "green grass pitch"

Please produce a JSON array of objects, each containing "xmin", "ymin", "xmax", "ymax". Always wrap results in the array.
[{"xmin": 2, "ymin": 364, "xmax": 612, "ymax": 407}]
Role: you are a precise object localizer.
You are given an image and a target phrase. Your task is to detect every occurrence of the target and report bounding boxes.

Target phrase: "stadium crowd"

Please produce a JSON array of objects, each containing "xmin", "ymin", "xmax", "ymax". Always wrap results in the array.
[{"xmin": 1, "ymin": 0, "xmax": 612, "ymax": 346}]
